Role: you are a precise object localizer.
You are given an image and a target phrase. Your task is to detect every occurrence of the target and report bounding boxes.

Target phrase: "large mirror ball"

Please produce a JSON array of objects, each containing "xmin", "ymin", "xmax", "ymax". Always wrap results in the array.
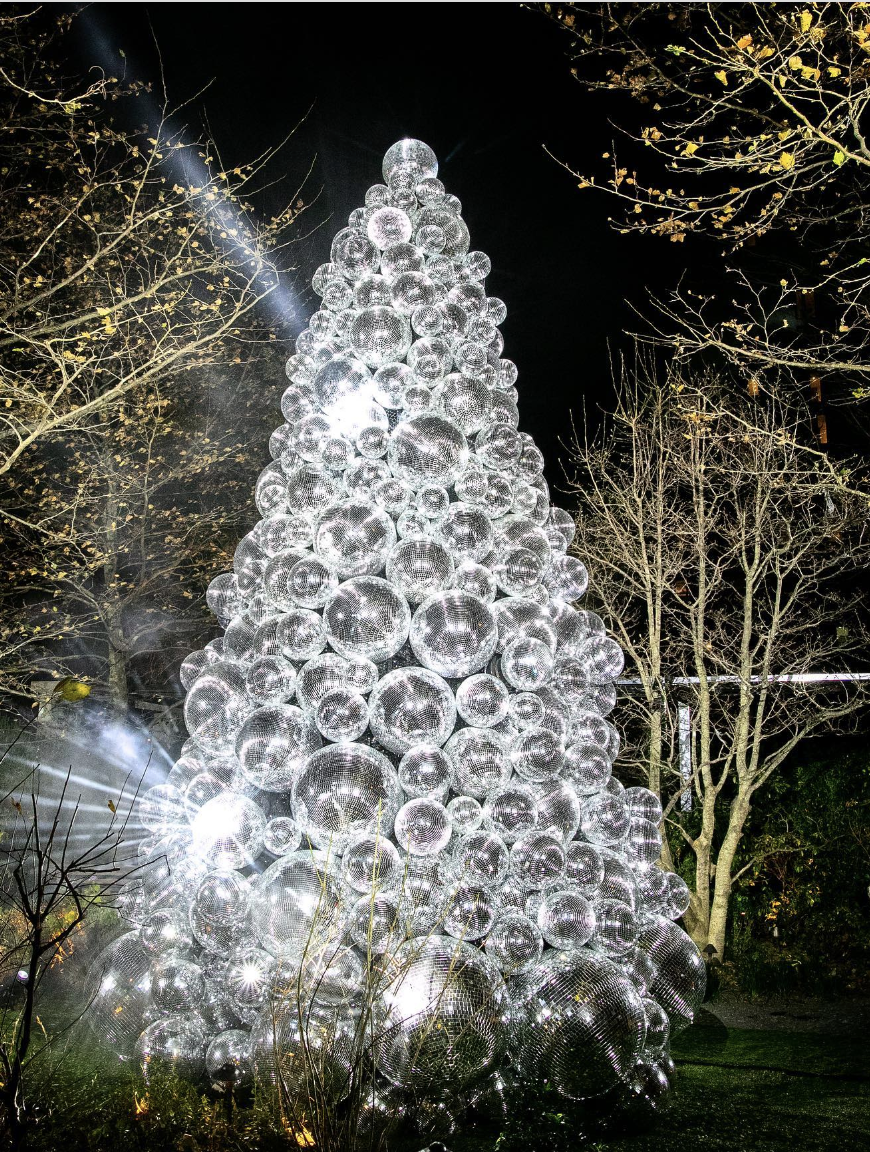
[{"xmin": 91, "ymin": 139, "xmax": 704, "ymax": 1125}]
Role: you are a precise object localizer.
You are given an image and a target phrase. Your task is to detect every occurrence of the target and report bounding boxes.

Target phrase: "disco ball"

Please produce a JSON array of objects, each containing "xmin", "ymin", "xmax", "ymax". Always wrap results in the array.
[
  {"xmin": 206, "ymin": 1029, "xmax": 252, "ymax": 1086},
  {"xmin": 535, "ymin": 886, "xmax": 596, "ymax": 950},
  {"xmin": 485, "ymin": 913, "xmax": 543, "ymax": 975},
  {"xmin": 386, "ymin": 537, "xmax": 454, "ymax": 604},
  {"xmin": 394, "ymin": 798, "xmax": 452, "ymax": 856},
  {"xmin": 368, "ymin": 666, "xmax": 456, "ymax": 753},
  {"xmin": 512, "ymin": 950, "xmax": 646, "ymax": 1100},
  {"xmin": 446, "ymin": 727, "xmax": 510, "ymax": 798},
  {"xmin": 388, "ymin": 414, "xmax": 469, "ymax": 487},
  {"xmin": 191, "ymin": 793, "xmax": 266, "ymax": 869},
  {"xmin": 409, "ymin": 591, "xmax": 498, "ymax": 678},
  {"xmin": 250, "ymin": 851, "xmax": 345, "ymax": 961},
  {"xmin": 398, "ymin": 743, "xmax": 454, "ymax": 798},
  {"xmin": 88, "ymin": 933, "xmax": 153, "ymax": 1056},
  {"xmin": 482, "ymin": 783, "xmax": 538, "ymax": 844},
  {"xmin": 315, "ymin": 500, "xmax": 396, "ymax": 577},
  {"xmin": 323, "ymin": 576, "xmax": 411, "ymax": 662},
  {"xmin": 376, "ymin": 937, "xmax": 509, "ymax": 1094},
  {"xmin": 350, "ymin": 306, "xmax": 413, "ymax": 367},
  {"xmin": 367, "ymin": 207, "xmax": 413, "ymax": 250},
  {"xmin": 136, "ymin": 1015, "xmax": 207, "ymax": 1080},
  {"xmin": 293, "ymin": 743, "xmax": 401, "ymax": 853},
  {"xmin": 342, "ymin": 831, "xmax": 403, "ymax": 894},
  {"xmin": 455, "ymin": 673, "xmax": 509, "ymax": 728},
  {"xmin": 235, "ymin": 705, "xmax": 321, "ymax": 791},
  {"xmin": 636, "ymin": 916, "xmax": 706, "ymax": 1033}
]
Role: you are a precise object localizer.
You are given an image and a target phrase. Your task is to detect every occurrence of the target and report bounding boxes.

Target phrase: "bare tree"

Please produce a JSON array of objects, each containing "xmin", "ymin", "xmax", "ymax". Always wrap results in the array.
[
  {"xmin": 0, "ymin": 742, "xmax": 137, "ymax": 1148},
  {"xmin": 0, "ymin": 357, "xmax": 279, "ymax": 712},
  {"xmin": 537, "ymin": 2, "xmax": 870, "ymax": 409},
  {"xmin": 565, "ymin": 355, "xmax": 869, "ymax": 956},
  {"xmin": 0, "ymin": 10, "xmax": 307, "ymax": 479},
  {"xmin": 0, "ymin": 10, "xmax": 311, "ymax": 711}
]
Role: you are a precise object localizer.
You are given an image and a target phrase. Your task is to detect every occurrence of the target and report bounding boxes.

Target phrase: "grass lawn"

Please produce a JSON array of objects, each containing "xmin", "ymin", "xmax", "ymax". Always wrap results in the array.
[
  {"xmin": 584, "ymin": 1014, "xmax": 870, "ymax": 1152},
  {"xmin": 15, "ymin": 998, "xmax": 870, "ymax": 1152}
]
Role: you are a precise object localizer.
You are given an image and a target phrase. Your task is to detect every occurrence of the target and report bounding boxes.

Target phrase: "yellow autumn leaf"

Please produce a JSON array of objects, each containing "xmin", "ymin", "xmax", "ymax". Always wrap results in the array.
[
  {"xmin": 714, "ymin": 70, "xmax": 728, "ymax": 85},
  {"xmin": 683, "ymin": 142, "xmax": 699, "ymax": 156},
  {"xmin": 789, "ymin": 55, "xmax": 803, "ymax": 70},
  {"xmin": 779, "ymin": 151, "xmax": 796, "ymax": 170},
  {"xmin": 54, "ymin": 678, "xmax": 91, "ymax": 702},
  {"xmin": 800, "ymin": 9, "xmax": 812, "ymax": 33},
  {"xmin": 736, "ymin": 34, "xmax": 753, "ymax": 50}
]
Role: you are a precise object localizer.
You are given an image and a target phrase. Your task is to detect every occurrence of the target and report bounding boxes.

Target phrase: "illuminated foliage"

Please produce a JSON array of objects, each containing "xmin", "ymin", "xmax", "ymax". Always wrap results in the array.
[
  {"xmin": 539, "ymin": 2, "xmax": 870, "ymax": 404},
  {"xmin": 0, "ymin": 11, "xmax": 307, "ymax": 709}
]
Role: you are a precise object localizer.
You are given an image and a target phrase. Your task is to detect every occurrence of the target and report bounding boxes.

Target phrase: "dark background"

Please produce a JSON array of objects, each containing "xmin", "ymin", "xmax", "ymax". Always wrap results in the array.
[{"xmin": 67, "ymin": 2, "xmax": 687, "ymax": 488}]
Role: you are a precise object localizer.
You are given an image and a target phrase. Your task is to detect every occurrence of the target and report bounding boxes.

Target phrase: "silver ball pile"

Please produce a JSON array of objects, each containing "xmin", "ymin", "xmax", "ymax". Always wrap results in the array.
[{"xmin": 89, "ymin": 139, "xmax": 705, "ymax": 1117}]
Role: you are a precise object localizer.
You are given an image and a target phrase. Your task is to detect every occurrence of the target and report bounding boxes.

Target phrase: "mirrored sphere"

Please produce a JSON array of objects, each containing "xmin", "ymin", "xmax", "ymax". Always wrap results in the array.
[
  {"xmin": 264, "ymin": 816, "xmax": 302, "ymax": 856},
  {"xmin": 485, "ymin": 913, "xmax": 543, "ymax": 975},
  {"xmin": 342, "ymin": 832, "xmax": 403, "ymax": 893},
  {"xmin": 191, "ymin": 793, "xmax": 266, "ymax": 869},
  {"xmin": 388, "ymin": 414, "xmax": 469, "ymax": 486},
  {"xmin": 394, "ymin": 798, "xmax": 452, "ymax": 856},
  {"xmin": 251, "ymin": 851, "xmax": 344, "ymax": 960},
  {"xmin": 368, "ymin": 667, "xmax": 456, "ymax": 753},
  {"xmin": 455, "ymin": 674, "xmax": 509, "ymax": 728},
  {"xmin": 446, "ymin": 727, "xmax": 510, "ymax": 798},
  {"xmin": 315, "ymin": 500, "xmax": 397, "ymax": 578},
  {"xmin": 482, "ymin": 784, "xmax": 538, "ymax": 844},
  {"xmin": 206, "ymin": 1029, "xmax": 252, "ymax": 1085},
  {"xmin": 235, "ymin": 705, "xmax": 322, "ymax": 791},
  {"xmin": 536, "ymin": 887, "xmax": 596, "ymax": 950},
  {"xmin": 513, "ymin": 951, "xmax": 645, "ymax": 1100},
  {"xmin": 135, "ymin": 1014, "xmax": 207, "ymax": 1080},
  {"xmin": 323, "ymin": 576, "xmax": 411, "ymax": 662},
  {"xmin": 350, "ymin": 306, "xmax": 413, "ymax": 368},
  {"xmin": 410, "ymin": 591, "xmax": 498, "ymax": 678},
  {"xmin": 398, "ymin": 744, "xmax": 454, "ymax": 798},
  {"xmin": 367, "ymin": 206, "xmax": 413, "ymax": 250},
  {"xmin": 376, "ymin": 937, "xmax": 509, "ymax": 1093},
  {"xmin": 315, "ymin": 687, "xmax": 370, "ymax": 743},
  {"xmin": 293, "ymin": 743, "xmax": 401, "ymax": 853}
]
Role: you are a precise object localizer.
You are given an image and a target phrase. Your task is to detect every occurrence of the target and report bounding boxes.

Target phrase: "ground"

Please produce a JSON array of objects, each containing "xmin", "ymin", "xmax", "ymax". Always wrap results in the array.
[{"xmin": 586, "ymin": 995, "xmax": 870, "ymax": 1152}]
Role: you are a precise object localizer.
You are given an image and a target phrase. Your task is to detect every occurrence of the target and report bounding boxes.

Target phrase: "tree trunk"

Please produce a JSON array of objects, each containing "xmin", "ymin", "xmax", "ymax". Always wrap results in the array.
[
  {"xmin": 106, "ymin": 633, "xmax": 129, "ymax": 715},
  {"xmin": 102, "ymin": 471, "xmax": 129, "ymax": 715},
  {"xmin": 683, "ymin": 837, "xmax": 711, "ymax": 947},
  {"xmin": 707, "ymin": 792, "xmax": 751, "ymax": 958},
  {"xmin": 647, "ymin": 706, "xmax": 663, "ymax": 797}
]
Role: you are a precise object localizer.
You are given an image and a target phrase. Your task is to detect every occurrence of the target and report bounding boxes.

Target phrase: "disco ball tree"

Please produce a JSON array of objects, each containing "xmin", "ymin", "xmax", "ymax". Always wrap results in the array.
[{"xmin": 88, "ymin": 139, "xmax": 705, "ymax": 1141}]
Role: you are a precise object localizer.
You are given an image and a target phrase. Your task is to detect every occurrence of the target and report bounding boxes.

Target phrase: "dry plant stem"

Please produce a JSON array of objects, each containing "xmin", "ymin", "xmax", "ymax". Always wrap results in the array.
[
  {"xmin": 565, "ymin": 353, "xmax": 869, "ymax": 956},
  {"xmin": 0, "ymin": 732, "xmax": 140, "ymax": 1147},
  {"xmin": 267, "ymin": 828, "xmax": 472, "ymax": 1152}
]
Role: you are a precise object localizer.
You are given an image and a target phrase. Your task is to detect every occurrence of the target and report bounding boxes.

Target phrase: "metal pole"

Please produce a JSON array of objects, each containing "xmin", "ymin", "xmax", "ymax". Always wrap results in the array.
[
  {"xmin": 615, "ymin": 670, "xmax": 869, "ymax": 815},
  {"xmin": 678, "ymin": 703, "xmax": 692, "ymax": 811}
]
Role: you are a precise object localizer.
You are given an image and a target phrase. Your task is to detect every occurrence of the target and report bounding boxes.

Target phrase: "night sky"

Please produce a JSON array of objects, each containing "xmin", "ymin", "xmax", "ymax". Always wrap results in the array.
[{"xmin": 68, "ymin": 3, "xmax": 687, "ymax": 487}]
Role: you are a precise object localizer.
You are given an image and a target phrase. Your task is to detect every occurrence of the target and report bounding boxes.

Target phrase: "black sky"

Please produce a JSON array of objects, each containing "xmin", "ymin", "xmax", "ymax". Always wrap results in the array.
[{"xmin": 69, "ymin": 3, "xmax": 687, "ymax": 486}]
